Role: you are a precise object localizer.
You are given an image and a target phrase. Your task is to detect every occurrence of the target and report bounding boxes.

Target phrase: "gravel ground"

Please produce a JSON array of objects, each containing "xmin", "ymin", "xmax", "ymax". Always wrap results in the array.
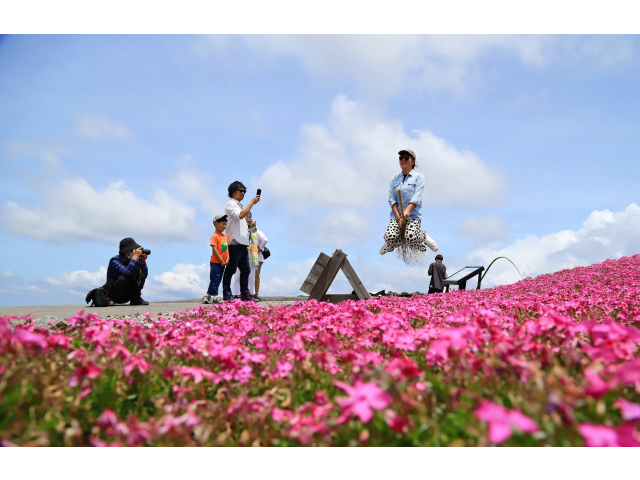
[{"xmin": 0, "ymin": 296, "xmax": 309, "ymax": 328}]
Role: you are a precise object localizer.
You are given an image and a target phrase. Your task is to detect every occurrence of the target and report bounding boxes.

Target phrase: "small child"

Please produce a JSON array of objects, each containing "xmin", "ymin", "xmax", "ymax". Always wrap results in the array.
[
  {"xmin": 203, "ymin": 214, "xmax": 229, "ymax": 304},
  {"xmin": 428, "ymin": 254, "xmax": 447, "ymax": 294}
]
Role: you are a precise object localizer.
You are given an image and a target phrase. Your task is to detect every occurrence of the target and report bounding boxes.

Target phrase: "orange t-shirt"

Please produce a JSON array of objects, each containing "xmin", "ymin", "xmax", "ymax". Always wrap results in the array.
[{"xmin": 210, "ymin": 232, "xmax": 229, "ymax": 264}]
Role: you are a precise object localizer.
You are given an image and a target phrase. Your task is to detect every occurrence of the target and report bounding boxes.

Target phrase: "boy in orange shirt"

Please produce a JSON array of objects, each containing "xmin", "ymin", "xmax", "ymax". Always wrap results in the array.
[{"xmin": 203, "ymin": 214, "xmax": 229, "ymax": 304}]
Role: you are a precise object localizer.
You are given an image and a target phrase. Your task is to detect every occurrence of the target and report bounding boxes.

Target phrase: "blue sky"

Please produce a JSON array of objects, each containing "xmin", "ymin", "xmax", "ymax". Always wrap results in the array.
[{"xmin": 1, "ymin": 34, "xmax": 640, "ymax": 306}]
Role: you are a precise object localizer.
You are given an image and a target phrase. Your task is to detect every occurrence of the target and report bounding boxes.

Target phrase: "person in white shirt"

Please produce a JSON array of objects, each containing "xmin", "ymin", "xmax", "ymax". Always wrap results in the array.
[
  {"xmin": 222, "ymin": 181, "xmax": 260, "ymax": 302},
  {"xmin": 254, "ymin": 229, "xmax": 268, "ymax": 299}
]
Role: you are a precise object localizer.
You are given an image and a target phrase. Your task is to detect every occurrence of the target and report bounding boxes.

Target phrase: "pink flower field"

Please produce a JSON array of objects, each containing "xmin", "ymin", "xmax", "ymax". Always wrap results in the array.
[{"xmin": 3, "ymin": 254, "xmax": 640, "ymax": 446}]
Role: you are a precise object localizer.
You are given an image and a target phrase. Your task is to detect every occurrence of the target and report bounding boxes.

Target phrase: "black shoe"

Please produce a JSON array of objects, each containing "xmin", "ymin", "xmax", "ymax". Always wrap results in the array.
[
  {"xmin": 107, "ymin": 298, "xmax": 116, "ymax": 306},
  {"xmin": 130, "ymin": 298, "xmax": 149, "ymax": 306},
  {"xmin": 223, "ymin": 294, "xmax": 234, "ymax": 302}
]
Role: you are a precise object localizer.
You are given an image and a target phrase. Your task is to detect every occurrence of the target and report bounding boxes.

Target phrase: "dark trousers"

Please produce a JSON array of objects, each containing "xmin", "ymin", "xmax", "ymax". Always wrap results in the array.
[
  {"xmin": 108, "ymin": 275, "xmax": 145, "ymax": 304},
  {"xmin": 428, "ymin": 286, "xmax": 443, "ymax": 294},
  {"xmin": 207, "ymin": 262, "xmax": 225, "ymax": 296},
  {"xmin": 222, "ymin": 244, "xmax": 250, "ymax": 298}
]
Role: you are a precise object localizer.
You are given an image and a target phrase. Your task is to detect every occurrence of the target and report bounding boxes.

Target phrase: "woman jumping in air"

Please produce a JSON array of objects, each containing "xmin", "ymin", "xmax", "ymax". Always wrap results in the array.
[{"xmin": 380, "ymin": 148, "xmax": 438, "ymax": 264}]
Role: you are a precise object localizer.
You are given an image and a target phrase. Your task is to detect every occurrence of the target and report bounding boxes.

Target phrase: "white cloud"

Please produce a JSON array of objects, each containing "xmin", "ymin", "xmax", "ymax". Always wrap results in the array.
[
  {"xmin": 148, "ymin": 263, "xmax": 210, "ymax": 299},
  {"xmin": 165, "ymin": 157, "xmax": 227, "ymax": 218},
  {"xmin": 255, "ymin": 95, "xmax": 505, "ymax": 247},
  {"xmin": 45, "ymin": 267, "xmax": 107, "ymax": 293},
  {"xmin": 0, "ymin": 178, "xmax": 200, "ymax": 244},
  {"xmin": 205, "ymin": 35, "xmax": 635, "ymax": 96},
  {"xmin": 26, "ymin": 285, "xmax": 48, "ymax": 294},
  {"xmin": 2, "ymin": 140, "xmax": 67, "ymax": 169},
  {"xmin": 74, "ymin": 114, "xmax": 133, "ymax": 141},
  {"xmin": 468, "ymin": 203, "xmax": 640, "ymax": 287},
  {"xmin": 458, "ymin": 215, "xmax": 510, "ymax": 245}
]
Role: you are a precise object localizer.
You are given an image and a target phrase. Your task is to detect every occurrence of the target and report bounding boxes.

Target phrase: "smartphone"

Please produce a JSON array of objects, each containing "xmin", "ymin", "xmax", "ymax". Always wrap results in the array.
[{"xmin": 257, "ymin": 189, "xmax": 261, "ymax": 196}]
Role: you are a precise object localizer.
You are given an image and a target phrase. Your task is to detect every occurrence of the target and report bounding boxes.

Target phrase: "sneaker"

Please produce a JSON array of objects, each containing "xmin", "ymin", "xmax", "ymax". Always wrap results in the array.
[
  {"xmin": 107, "ymin": 298, "xmax": 116, "ymax": 306},
  {"xmin": 211, "ymin": 295, "xmax": 223, "ymax": 304},
  {"xmin": 202, "ymin": 295, "xmax": 211, "ymax": 304},
  {"xmin": 379, "ymin": 242, "xmax": 389, "ymax": 255},
  {"xmin": 130, "ymin": 298, "xmax": 149, "ymax": 306},
  {"xmin": 425, "ymin": 234, "xmax": 439, "ymax": 252},
  {"xmin": 241, "ymin": 296, "xmax": 259, "ymax": 302},
  {"xmin": 252, "ymin": 295, "xmax": 262, "ymax": 302},
  {"xmin": 223, "ymin": 294, "xmax": 234, "ymax": 302}
]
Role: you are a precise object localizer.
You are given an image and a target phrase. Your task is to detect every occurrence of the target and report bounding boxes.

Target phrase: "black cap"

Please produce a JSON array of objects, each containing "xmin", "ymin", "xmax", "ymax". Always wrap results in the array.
[{"xmin": 119, "ymin": 237, "xmax": 141, "ymax": 253}]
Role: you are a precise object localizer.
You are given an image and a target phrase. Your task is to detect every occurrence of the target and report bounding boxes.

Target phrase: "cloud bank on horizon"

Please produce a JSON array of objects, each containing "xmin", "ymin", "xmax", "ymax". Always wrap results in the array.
[{"xmin": 1, "ymin": 34, "xmax": 639, "ymax": 306}]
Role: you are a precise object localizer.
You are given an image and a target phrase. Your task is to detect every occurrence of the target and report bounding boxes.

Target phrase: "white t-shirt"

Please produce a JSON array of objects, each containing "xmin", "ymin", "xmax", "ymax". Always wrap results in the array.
[
  {"xmin": 256, "ymin": 230, "xmax": 268, "ymax": 262},
  {"xmin": 224, "ymin": 199, "xmax": 249, "ymax": 246}
]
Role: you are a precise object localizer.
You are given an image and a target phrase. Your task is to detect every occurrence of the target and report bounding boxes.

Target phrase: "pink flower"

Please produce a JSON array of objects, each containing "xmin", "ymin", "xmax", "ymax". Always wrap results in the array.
[
  {"xmin": 68, "ymin": 362, "xmax": 102, "ymax": 387},
  {"xmin": 616, "ymin": 359, "xmax": 640, "ymax": 385},
  {"xmin": 272, "ymin": 407, "xmax": 291, "ymax": 422},
  {"xmin": 334, "ymin": 379, "xmax": 391, "ymax": 423},
  {"xmin": 108, "ymin": 344, "xmax": 131, "ymax": 361},
  {"xmin": 385, "ymin": 357, "xmax": 421, "ymax": 380},
  {"xmin": 475, "ymin": 401, "xmax": 539, "ymax": 444},
  {"xmin": 394, "ymin": 332, "xmax": 416, "ymax": 351},
  {"xmin": 415, "ymin": 382, "xmax": 427, "ymax": 392},
  {"xmin": 13, "ymin": 329, "xmax": 47, "ymax": 349},
  {"xmin": 385, "ymin": 409, "xmax": 413, "ymax": 434},
  {"xmin": 177, "ymin": 366, "xmax": 216, "ymax": 383},
  {"xmin": 578, "ymin": 424, "xmax": 620, "ymax": 447},
  {"xmin": 275, "ymin": 360, "xmax": 293, "ymax": 378},
  {"xmin": 614, "ymin": 399, "xmax": 640, "ymax": 421},
  {"xmin": 123, "ymin": 356, "xmax": 150, "ymax": 375},
  {"xmin": 314, "ymin": 391, "xmax": 329, "ymax": 405},
  {"xmin": 233, "ymin": 365, "xmax": 254, "ymax": 384},
  {"xmin": 97, "ymin": 409, "xmax": 118, "ymax": 429}
]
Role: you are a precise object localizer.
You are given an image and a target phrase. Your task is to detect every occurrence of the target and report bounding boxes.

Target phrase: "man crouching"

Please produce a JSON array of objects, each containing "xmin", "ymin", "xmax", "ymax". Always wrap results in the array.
[{"xmin": 104, "ymin": 237, "xmax": 149, "ymax": 306}]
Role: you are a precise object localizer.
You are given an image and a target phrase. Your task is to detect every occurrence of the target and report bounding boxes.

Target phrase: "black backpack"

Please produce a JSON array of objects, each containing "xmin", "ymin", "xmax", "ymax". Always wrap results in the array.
[{"xmin": 86, "ymin": 288, "xmax": 108, "ymax": 307}]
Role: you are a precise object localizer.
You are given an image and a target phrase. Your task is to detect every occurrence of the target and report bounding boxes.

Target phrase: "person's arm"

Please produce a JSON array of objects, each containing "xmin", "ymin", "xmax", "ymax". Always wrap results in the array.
[
  {"xmin": 428, "ymin": 263, "xmax": 434, "ymax": 276},
  {"xmin": 111, "ymin": 255, "xmax": 139, "ymax": 277},
  {"xmin": 211, "ymin": 245, "xmax": 224, "ymax": 263},
  {"xmin": 403, "ymin": 203, "xmax": 416, "ymax": 218},
  {"xmin": 388, "ymin": 177, "xmax": 398, "ymax": 209},
  {"xmin": 239, "ymin": 195, "xmax": 260, "ymax": 219}
]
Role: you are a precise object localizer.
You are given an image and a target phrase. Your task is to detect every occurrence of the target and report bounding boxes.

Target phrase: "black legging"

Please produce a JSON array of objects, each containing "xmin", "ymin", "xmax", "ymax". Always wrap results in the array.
[{"xmin": 107, "ymin": 275, "xmax": 145, "ymax": 304}]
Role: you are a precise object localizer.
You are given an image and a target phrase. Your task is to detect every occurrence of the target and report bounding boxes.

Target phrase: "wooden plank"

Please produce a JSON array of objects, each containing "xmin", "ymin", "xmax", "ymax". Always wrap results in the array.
[
  {"xmin": 299, "ymin": 252, "xmax": 330, "ymax": 294},
  {"xmin": 340, "ymin": 257, "xmax": 371, "ymax": 300},
  {"xmin": 320, "ymin": 294, "xmax": 359, "ymax": 304},
  {"xmin": 308, "ymin": 249, "xmax": 346, "ymax": 301}
]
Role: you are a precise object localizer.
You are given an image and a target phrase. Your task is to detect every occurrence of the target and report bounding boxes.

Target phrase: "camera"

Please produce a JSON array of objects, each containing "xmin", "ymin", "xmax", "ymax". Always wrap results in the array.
[{"xmin": 142, "ymin": 248, "xmax": 151, "ymax": 256}]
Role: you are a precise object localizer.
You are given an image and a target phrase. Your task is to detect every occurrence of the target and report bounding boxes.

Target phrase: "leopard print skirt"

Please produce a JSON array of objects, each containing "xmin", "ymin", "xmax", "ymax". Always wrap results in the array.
[{"xmin": 382, "ymin": 218, "xmax": 438, "ymax": 253}]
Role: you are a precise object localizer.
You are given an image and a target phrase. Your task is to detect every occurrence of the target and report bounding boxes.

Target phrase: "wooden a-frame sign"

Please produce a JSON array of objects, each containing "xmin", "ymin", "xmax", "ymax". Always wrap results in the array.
[{"xmin": 300, "ymin": 249, "xmax": 371, "ymax": 304}]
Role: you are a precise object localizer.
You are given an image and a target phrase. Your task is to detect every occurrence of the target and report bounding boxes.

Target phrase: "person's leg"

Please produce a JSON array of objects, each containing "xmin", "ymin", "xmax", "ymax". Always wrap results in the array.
[
  {"xmin": 428, "ymin": 286, "xmax": 443, "ymax": 294},
  {"xmin": 207, "ymin": 262, "xmax": 218, "ymax": 295},
  {"xmin": 254, "ymin": 261, "xmax": 263, "ymax": 297},
  {"xmin": 381, "ymin": 219, "xmax": 402, "ymax": 254},
  {"xmin": 405, "ymin": 219, "xmax": 428, "ymax": 252},
  {"xmin": 232, "ymin": 270, "xmax": 240, "ymax": 296},
  {"xmin": 237, "ymin": 247, "xmax": 251, "ymax": 298},
  {"xmin": 108, "ymin": 275, "xmax": 136, "ymax": 304},
  {"xmin": 207, "ymin": 262, "xmax": 224, "ymax": 296},
  {"xmin": 248, "ymin": 258, "xmax": 256, "ymax": 296},
  {"xmin": 406, "ymin": 219, "xmax": 439, "ymax": 252},
  {"xmin": 222, "ymin": 245, "xmax": 243, "ymax": 298}
]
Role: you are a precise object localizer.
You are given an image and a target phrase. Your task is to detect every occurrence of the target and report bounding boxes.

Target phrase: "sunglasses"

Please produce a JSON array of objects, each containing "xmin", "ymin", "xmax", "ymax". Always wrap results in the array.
[
  {"xmin": 238, "ymin": 189, "xmax": 247, "ymax": 193},
  {"xmin": 399, "ymin": 155, "xmax": 412, "ymax": 161}
]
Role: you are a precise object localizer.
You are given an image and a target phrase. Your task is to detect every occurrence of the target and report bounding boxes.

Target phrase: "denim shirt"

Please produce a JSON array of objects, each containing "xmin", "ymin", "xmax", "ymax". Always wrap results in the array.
[
  {"xmin": 106, "ymin": 254, "xmax": 148, "ymax": 283},
  {"xmin": 388, "ymin": 171, "xmax": 424, "ymax": 220}
]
